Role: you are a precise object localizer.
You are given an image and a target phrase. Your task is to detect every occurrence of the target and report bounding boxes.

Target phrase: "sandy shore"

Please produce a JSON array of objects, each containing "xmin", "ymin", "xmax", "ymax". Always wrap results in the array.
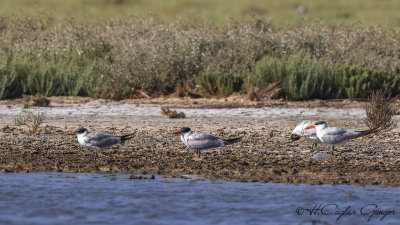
[{"xmin": 1, "ymin": 97, "xmax": 400, "ymax": 186}]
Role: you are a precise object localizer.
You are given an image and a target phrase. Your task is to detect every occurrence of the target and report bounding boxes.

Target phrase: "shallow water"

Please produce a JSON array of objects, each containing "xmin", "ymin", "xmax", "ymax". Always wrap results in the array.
[{"xmin": 0, "ymin": 173, "xmax": 399, "ymax": 225}]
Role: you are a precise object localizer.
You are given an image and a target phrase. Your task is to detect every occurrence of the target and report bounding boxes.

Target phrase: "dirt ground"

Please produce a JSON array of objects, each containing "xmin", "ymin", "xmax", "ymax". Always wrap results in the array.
[{"xmin": 1, "ymin": 96, "xmax": 400, "ymax": 186}]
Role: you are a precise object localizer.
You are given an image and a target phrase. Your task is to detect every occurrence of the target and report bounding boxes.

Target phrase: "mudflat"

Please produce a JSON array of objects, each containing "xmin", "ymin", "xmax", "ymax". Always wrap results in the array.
[{"xmin": 1, "ymin": 97, "xmax": 400, "ymax": 186}]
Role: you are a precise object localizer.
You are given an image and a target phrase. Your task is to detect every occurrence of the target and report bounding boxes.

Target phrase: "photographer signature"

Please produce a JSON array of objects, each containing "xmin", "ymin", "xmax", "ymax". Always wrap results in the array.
[{"xmin": 296, "ymin": 204, "xmax": 396, "ymax": 222}]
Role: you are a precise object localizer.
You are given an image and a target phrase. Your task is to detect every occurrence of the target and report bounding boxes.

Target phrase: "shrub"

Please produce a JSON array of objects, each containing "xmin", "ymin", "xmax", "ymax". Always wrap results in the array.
[
  {"xmin": 195, "ymin": 72, "xmax": 244, "ymax": 97},
  {"xmin": 282, "ymin": 53, "xmax": 337, "ymax": 100},
  {"xmin": 1, "ymin": 16, "xmax": 400, "ymax": 100},
  {"xmin": 12, "ymin": 110, "xmax": 45, "ymax": 135},
  {"xmin": 248, "ymin": 55, "xmax": 284, "ymax": 89},
  {"xmin": 249, "ymin": 53, "xmax": 336, "ymax": 100},
  {"xmin": 334, "ymin": 66, "xmax": 387, "ymax": 98},
  {"xmin": 0, "ymin": 45, "xmax": 104, "ymax": 99}
]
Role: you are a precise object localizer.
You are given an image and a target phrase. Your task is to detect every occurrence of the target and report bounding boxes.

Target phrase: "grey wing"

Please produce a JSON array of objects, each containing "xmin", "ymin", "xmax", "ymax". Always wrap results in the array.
[
  {"xmin": 87, "ymin": 133, "xmax": 121, "ymax": 149},
  {"xmin": 320, "ymin": 127, "xmax": 349, "ymax": 144},
  {"xmin": 323, "ymin": 127, "xmax": 347, "ymax": 136},
  {"xmin": 187, "ymin": 133, "xmax": 223, "ymax": 150}
]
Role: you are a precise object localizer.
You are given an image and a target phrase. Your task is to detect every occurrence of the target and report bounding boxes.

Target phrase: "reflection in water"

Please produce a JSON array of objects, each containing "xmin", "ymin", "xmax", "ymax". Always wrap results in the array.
[{"xmin": 0, "ymin": 173, "xmax": 399, "ymax": 225}]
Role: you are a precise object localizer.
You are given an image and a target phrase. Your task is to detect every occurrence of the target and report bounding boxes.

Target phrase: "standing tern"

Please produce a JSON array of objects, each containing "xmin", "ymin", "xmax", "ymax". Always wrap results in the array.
[
  {"xmin": 68, "ymin": 128, "xmax": 135, "ymax": 159},
  {"xmin": 305, "ymin": 121, "xmax": 377, "ymax": 154},
  {"xmin": 174, "ymin": 127, "xmax": 242, "ymax": 157},
  {"xmin": 290, "ymin": 120, "xmax": 321, "ymax": 148}
]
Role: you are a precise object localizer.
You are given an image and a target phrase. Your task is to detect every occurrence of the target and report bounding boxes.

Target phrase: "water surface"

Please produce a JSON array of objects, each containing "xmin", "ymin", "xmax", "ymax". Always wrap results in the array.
[{"xmin": 0, "ymin": 173, "xmax": 399, "ymax": 225}]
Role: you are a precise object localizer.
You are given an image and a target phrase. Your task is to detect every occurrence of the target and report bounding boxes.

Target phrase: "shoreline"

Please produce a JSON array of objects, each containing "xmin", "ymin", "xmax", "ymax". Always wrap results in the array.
[
  {"xmin": 1, "ymin": 142, "xmax": 400, "ymax": 186},
  {"xmin": 0, "ymin": 95, "xmax": 375, "ymax": 109}
]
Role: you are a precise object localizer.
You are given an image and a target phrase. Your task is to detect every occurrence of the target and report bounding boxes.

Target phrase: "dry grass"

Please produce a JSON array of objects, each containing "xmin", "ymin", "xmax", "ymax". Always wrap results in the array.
[
  {"xmin": 12, "ymin": 111, "xmax": 45, "ymax": 135},
  {"xmin": 364, "ymin": 90, "xmax": 398, "ymax": 133},
  {"xmin": 13, "ymin": 111, "xmax": 30, "ymax": 126},
  {"xmin": 1, "ymin": 0, "xmax": 400, "ymax": 27}
]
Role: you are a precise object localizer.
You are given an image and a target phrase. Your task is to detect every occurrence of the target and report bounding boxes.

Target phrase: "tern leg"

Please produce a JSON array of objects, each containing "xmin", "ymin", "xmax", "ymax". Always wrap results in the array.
[
  {"xmin": 331, "ymin": 145, "xmax": 335, "ymax": 155},
  {"xmin": 197, "ymin": 149, "xmax": 201, "ymax": 158},
  {"xmin": 93, "ymin": 151, "xmax": 98, "ymax": 163}
]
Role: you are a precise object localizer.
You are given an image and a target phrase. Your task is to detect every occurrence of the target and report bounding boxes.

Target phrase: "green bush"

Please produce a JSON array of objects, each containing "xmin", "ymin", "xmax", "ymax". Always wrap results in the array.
[
  {"xmin": 383, "ymin": 73, "xmax": 400, "ymax": 95},
  {"xmin": 248, "ymin": 55, "xmax": 284, "ymax": 88},
  {"xmin": 282, "ymin": 53, "xmax": 336, "ymax": 100},
  {"xmin": 249, "ymin": 52, "xmax": 400, "ymax": 100},
  {"xmin": 334, "ymin": 66, "xmax": 387, "ymax": 98},
  {"xmin": 195, "ymin": 72, "xmax": 244, "ymax": 97},
  {"xmin": 249, "ymin": 53, "xmax": 336, "ymax": 100},
  {"xmin": 0, "ymin": 46, "xmax": 104, "ymax": 99}
]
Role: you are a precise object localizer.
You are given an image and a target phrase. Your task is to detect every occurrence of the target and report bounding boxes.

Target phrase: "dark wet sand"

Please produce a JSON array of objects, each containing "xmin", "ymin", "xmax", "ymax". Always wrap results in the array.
[{"xmin": 1, "ymin": 97, "xmax": 400, "ymax": 186}]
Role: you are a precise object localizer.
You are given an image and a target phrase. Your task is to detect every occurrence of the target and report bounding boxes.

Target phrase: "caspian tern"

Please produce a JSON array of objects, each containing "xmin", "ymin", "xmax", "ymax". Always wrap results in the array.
[
  {"xmin": 290, "ymin": 120, "xmax": 321, "ymax": 148},
  {"xmin": 68, "ymin": 128, "xmax": 135, "ymax": 158},
  {"xmin": 174, "ymin": 127, "xmax": 242, "ymax": 157},
  {"xmin": 305, "ymin": 121, "xmax": 377, "ymax": 154}
]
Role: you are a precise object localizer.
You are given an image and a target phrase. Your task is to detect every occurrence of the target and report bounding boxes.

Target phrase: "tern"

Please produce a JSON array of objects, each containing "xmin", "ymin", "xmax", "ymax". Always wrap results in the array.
[
  {"xmin": 174, "ymin": 127, "xmax": 242, "ymax": 157},
  {"xmin": 290, "ymin": 120, "xmax": 321, "ymax": 148},
  {"xmin": 305, "ymin": 121, "xmax": 377, "ymax": 154},
  {"xmin": 68, "ymin": 128, "xmax": 135, "ymax": 159}
]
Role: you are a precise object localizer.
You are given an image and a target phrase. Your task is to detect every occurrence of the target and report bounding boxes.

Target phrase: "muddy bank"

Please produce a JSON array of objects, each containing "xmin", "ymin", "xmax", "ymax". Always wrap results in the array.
[
  {"xmin": 1, "ymin": 100, "xmax": 400, "ymax": 186},
  {"xmin": 1, "ymin": 125, "xmax": 400, "ymax": 186}
]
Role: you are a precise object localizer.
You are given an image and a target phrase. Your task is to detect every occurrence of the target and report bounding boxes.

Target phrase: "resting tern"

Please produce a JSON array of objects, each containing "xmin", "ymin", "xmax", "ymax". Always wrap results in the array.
[
  {"xmin": 305, "ymin": 121, "xmax": 377, "ymax": 154},
  {"xmin": 290, "ymin": 120, "xmax": 321, "ymax": 148},
  {"xmin": 68, "ymin": 128, "xmax": 135, "ymax": 158},
  {"xmin": 174, "ymin": 127, "xmax": 242, "ymax": 157}
]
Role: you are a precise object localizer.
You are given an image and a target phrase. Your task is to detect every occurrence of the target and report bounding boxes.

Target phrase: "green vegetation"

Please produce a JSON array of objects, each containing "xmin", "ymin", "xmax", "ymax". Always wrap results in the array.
[
  {"xmin": 0, "ymin": 2, "xmax": 400, "ymax": 100},
  {"xmin": 0, "ymin": 45, "xmax": 104, "ymax": 99},
  {"xmin": 250, "ymin": 52, "xmax": 400, "ymax": 100},
  {"xmin": 195, "ymin": 72, "xmax": 244, "ymax": 97}
]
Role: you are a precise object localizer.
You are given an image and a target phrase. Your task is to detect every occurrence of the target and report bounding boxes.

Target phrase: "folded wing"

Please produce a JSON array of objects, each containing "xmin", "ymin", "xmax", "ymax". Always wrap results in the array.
[
  {"xmin": 187, "ymin": 133, "xmax": 224, "ymax": 150},
  {"xmin": 86, "ymin": 132, "xmax": 122, "ymax": 149}
]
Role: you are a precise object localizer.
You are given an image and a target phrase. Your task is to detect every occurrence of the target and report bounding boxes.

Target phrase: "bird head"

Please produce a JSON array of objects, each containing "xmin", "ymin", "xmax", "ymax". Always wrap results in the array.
[
  {"xmin": 68, "ymin": 127, "xmax": 88, "ymax": 135},
  {"xmin": 173, "ymin": 127, "xmax": 191, "ymax": 135},
  {"xmin": 290, "ymin": 133, "xmax": 301, "ymax": 141}
]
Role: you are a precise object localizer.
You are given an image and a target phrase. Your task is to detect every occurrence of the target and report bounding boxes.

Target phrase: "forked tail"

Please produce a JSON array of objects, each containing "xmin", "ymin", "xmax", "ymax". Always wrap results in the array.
[
  {"xmin": 223, "ymin": 137, "xmax": 242, "ymax": 145},
  {"xmin": 356, "ymin": 127, "xmax": 379, "ymax": 137},
  {"xmin": 120, "ymin": 132, "xmax": 136, "ymax": 142}
]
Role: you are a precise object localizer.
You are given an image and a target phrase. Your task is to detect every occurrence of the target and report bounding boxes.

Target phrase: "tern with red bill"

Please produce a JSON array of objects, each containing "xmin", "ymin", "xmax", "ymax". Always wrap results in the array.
[
  {"xmin": 290, "ymin": 120, "xmax": 321, "ymax": 148},
  {"xmin": 174, "ymin": 127, "xmax": 242, "ymax": 158},
  {"xmin": 68, "ymin": 128, "xmax": 135, "ymax": 155},
  {"xmin": 305, "ymin": 121, "xmax": 377, "ymax": 154}
]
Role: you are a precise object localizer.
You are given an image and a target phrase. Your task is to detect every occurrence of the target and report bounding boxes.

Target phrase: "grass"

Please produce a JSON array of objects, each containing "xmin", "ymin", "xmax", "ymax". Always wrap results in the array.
[
  {"xmin": 0, "ymin": 12, "xmax": 400, "ymax": 100},
  {"xmin": 0, "ymin": 0, "xmax": 400, "ymax": 27}
]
